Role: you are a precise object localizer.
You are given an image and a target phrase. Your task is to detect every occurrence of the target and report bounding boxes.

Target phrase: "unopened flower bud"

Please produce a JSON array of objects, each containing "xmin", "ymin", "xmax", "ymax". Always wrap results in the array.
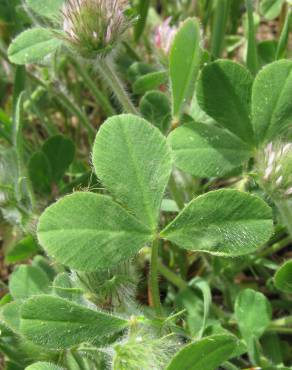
[
  {"xmin": 154, "ymin": 17, "xmax": 177, "ymax": 57},
  {"xmin": 257, "ymin": 142, "xmax": 292, "ymax": 198},
  {"xmin": 112, "ymin": 328, "xmax": 179, "ymax": 370},
  {"xmin": 61, "ymin": 0, "xmax": 131, "ymax": 58}
]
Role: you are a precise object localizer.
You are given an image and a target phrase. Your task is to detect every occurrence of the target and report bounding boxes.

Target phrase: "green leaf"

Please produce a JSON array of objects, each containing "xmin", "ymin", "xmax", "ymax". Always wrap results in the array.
[
  {"xmin": 25, "ymin": 363, "xmax": 64, "ymax": 370},
  {"xmin": 42, "ymin": 135, "xmax": 75, "ymax": 183},
  {"xmin": 235, "ymin": 288, "xmax": 272, "ymax": 340},
  {"xmin": 53, "ymin": 273, "xmax": 82, "ymax": 301},
  {"xmin": 20, "ymin": 295, "xmax": 128, "ymax": 349},
  {"xmin": 37, "ymin": 192, "xmax": 152, "ymax": 271},
  {"xmin": 93, "ymin": 114, "xmax": 172, "ymax": 230},
  {"xmin": 9, "ymin": 265, "xmax": 51, "ymax": 300},
  {"xmin": 252, "ymin": 60, "xmax": 292, "ymax": 144},
  {"xmin": 26, "ymin": 0, "xmax": 64, "ymax": 19},
  {"xmin": 28, "ymin": 151, "xmax": 52, "ymax": 194},
  {"xmin": 189, "ymin": 277, "xmax": 212, "ymax": 338},
  {"xmin": 1, "ymin": 301, "xmax": 22, "ymax": 332},
  {"xmin": 8, "ymin": 28, "xmax": 62, "ymax": 65},
  {"xmin": 197, "ymin": 60, "xmax": 254, "ymax": 144},
  {"xmin": 161, "ymin": 189, "xmax": 273, "ymax": 256},
  {"xmin": 168, "ymin": 121, "xmax": 251, "ymax": 178},
  {"xmin": 170, "ymin": 18, "xmax": 202, "ymax": 118},
  {"xmin": 274, "ymin": 260, "xmax": 292, "ymax": 293},
  {"xmin": 140, "ymin": 91, "xmax": 171, "ymax": 134},
  {"xmin": 134, "ymin": 0, "xmax": 150, "ymax": 41},
  {"xmin": 166, "ymin": 334, "xmax": 238, "ymax": 370},
  {"xmin": 260, "ymin": 0, "xmax": 284, "ymax": 20},
  {"xmin": 5, "ymin": 235, "xmax": 39, "ymax": 264},
  {"xmin": 133, "ymin": 71, "xmax": 168, "ymax": 95}
]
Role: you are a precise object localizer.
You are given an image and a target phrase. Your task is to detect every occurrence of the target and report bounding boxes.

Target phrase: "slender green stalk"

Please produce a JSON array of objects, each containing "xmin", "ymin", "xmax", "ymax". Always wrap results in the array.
[
  {"xmin": 275, "ymin": 199, "xmax": 292, "ymax": 239},
  {"xmin": 210, "ymin": 0, "xmax": 231, "ymax": 59},
  {"xmin": 245, "ymin": 0, "xmax": 258, "ymax": 75},
  {"xmin": 0, "ymin": 45, "xmax": 95, "ymax": 139},
  {"xmin": 28, "ymin": 73, "xmax": 95, "ymax": 140},
  {"xmin": 276, "ymin": 7, "xmax": 291, "ymax": 60},
  {"xmin": 97, "ymin": 58, "xmax": 139, "ymax": 115},
  {"xmin": 272, "ymin": 315, "xmax": 292, "ymax": 327},
  {"xmin": 257, "ymin": 235, "xmax": 291, "ymax": 258},
  {"xmin": 72, "ymin": 59, "xmax": 116, "ymax": 117},
  {"xmin": 149, "ymin": 238, "xmax": 163, "ymax": 317},
  {"xmin": 157, "ymin": 260, "xmax": 187, "ymax": 291}
]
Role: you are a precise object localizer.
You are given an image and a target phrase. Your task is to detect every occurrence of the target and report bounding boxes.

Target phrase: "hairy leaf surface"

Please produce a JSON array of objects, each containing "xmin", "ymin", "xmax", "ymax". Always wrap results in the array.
[
  {"xmin": 161, "ymin": 190, "xmax": 273, "ymax": 256},
  {"xmin": 20, "ymin": 295, "xmax": 128, "ymax": 349},
  {"xmin": 37, "ymin": 192, "xmax": 152, "ymax": 271}
]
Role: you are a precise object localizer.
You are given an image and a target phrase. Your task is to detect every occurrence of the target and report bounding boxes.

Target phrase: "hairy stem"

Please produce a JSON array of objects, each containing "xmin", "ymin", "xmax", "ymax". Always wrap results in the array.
[
  {"xmin": 149, "ymin": 238, "xmax": 163, "ymax": 317},
  {"xmin": 72, "ymin": 59, "xmax": 116, "ymax": 117},
  {"xmin": 97, "ymin": 58, "xmax": 139, "ymax": 115}
]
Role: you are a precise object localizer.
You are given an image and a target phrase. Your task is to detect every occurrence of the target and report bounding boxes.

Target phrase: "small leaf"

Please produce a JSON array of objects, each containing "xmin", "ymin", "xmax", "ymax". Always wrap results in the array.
[
  {"xmin": 26, "ymin": 0, "xmax": 65, "ymax": 19},
  {"xmin": 170, "ymin": 18, "xmax": 202, "ymax": 118},
  {"xmin": 9, "ymin": 265, "xmax": 51, "ymax": 300},
  {"xmin": 37, "ymin": 192, "xmax": 152, "ymax": 271},
  {"xmin": 260, "ymin": 0, "xmax": 284, "ymax": 20},
  {"xmin": 274, "ymin": 260, "xmax": 292, "ymax": 293},
  {"xmin": 169, "ymin": 121, "xmax": 251, "ymax": 178},
  {"xmin": 252, "ymin": 60, "xmax": 292, "ymax": 144},
  {"xmin": 134, "ymin": 0, "xmax": 150, "ymax": 41},
  {"xmin": 166, "ymin": 334, "xmax": 238, "ymax": 370},
  {"xmin": 1, "ymin": 301, "xmax": 22, "ymax": 332},
  {"xmin": 20, "ymin": 295, "xmax": 128, "ymax": 349},
  {"xmin": 197, "ymin": 60, "xmax": 254, "ymax": 144},
  {"xmin": 28, "ymin": 151, "xmax": 52, "ymax": 194},
  {"xmin": 5, "ymin": 235, "xmax": 39, "ymax": 264},
  {"xmin": 133, "ymin": 71, "xmax": 168, "ymax": 95},
  {"xmin": 8, "ymin": 28, "xmax": 62, "ymax": 65},
  {"xmin": 42, "ymin": 135, "xmax": 75, "ymax": 183},
  {"xmin": 53, "ymin": 273, "xmax": 82, "ymax": 301},
  {"xmin": 189, "ymin": 277, "xmax": 212, "ymax": 338},
  {"xmin": 140, "ymin": 91, "xmax": 171, "ymax": 134},
  {"xmin": 93, "ymin": 114, "xmax": 172, "ymax": 230},
  {"xmin": 235, "ymin": 289, "xmax": 272, "ymax": 339},
  {"xmin": 161, "ymin": 189, "xmax": 273, "ymax": 256}
]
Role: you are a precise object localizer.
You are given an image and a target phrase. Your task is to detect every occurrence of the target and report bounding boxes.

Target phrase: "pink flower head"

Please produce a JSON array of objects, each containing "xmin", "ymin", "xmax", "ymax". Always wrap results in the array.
[
  {"xmin": 61, "ymin": 0, "xmax": 131, "ymax": 58},
  {"xmin": 154, "ymin": 17, "xmax": 177, "ymax": 55}
]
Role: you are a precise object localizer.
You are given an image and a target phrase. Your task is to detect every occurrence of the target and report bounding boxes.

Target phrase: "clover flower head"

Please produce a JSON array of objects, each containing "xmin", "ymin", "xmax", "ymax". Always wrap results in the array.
[
  {"xmin": 112, "ymin": 328, "xmax": 179, "ymax": 370},
  {"xmin": 154, "ymin": 17, "xmax": 177, "ymax": 56},
  {"xmin": 258, "ymin": 141, "xmax": 292, "ymax": 198},
  {"xmin": 62, "ymin": 0, "xmax": 131, "ymax": 58}
]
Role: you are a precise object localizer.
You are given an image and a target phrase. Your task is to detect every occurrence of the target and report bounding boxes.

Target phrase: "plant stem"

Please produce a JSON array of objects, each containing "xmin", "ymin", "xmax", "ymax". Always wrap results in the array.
[
  {"xmin": 72, "ymin": 59, "xmax": 116, "ymax": 117},
  {"xmin": 275, "ymin": 199, "xmax": 292, "ymax": 239},
  {"xmin": 149, "ymin": 238, "xmax": 163, "ymax": 317},
  {"xmin": 257, "ymin": 235, "xmax": 291, "ymax": 258},
  {"xmin": 158, "ymin": 260, "xmax": 187, "ymax": 291},
  {"xmin": 245, "ymin": 0, "xmax": 258, "ymax": 75},
  {"xmin": 97, "ymin": 58, "xmax": 139, "ymax": 115},
  {"xmin": 210, "ymin": 0, "xmax": 230, "ymax": 59},
  {"xmin": 276, "ymin": 6, "xmax": 291, "ymax": 60}
]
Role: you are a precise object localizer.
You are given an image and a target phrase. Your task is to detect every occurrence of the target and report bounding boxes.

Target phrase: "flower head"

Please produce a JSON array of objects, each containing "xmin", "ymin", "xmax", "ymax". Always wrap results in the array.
[
  {"xmin": 257, "ymin": 141, "xmax": 292, "ymax": 198},
  {"xmin": 62, "ymin": 0, "xmax": 131, "ymax": 58},
  {"xmin": 112, "ymin": 328, "xmax": 179, "ymax": 370},
  {"xmin": 154, "ymin": 17, "xmax": 177, "ymax": 56}
]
